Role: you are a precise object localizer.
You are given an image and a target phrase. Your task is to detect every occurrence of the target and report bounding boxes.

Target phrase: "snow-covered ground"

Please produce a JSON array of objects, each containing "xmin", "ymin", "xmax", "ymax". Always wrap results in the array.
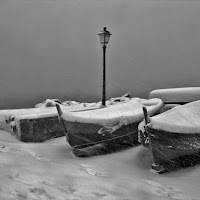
[
  {"xmin": 0, "ymin": 94, "xmax": 199, "ymax": 199},
  {"xmin": 0, "ymin": 130, "xmax": 199, "ymax": 200}
]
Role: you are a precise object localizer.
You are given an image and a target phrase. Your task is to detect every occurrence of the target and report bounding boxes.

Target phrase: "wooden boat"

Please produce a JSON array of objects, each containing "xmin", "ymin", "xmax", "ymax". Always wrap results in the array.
[
  {"xmin": 149, "ymin": 87, "xmax": 200, "ymax": 112},
  {"xmin": 139, "ymin": 100, "xmax": 200, "ymax": 173},
  {"xmin": 56, "ymin": 98, "xmax": 163, "ymax": 157}
]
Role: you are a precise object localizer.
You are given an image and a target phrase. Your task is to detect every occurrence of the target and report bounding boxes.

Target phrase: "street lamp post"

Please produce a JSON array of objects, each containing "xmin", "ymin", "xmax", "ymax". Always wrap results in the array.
[{"xmin": 98, "ymin": 27, "xmax": 112, "ymax": 106}]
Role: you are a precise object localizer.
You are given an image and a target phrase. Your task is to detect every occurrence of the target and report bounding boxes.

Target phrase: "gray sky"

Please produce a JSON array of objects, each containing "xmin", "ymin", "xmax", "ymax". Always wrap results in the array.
[{"xmin": 0, "ymin": 0, "xmax": 200, "ymax": 108}]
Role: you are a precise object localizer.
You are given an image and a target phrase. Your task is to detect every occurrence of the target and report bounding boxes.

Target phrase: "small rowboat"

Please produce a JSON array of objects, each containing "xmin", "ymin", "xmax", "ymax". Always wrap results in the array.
[
  {"xmin": 149, "ymin": 87, "xmax": 200, "ymax": 105},
  {"xmin": 56, "ymin": 98, "xmax": 163, "ymax": 157},
  {"xmin": 139, "ymin": 100, "xmax": 200, "ymax": 173},
  {"xmin": 150, "ymin": 87, "xmax": 200, "ymax": 112}
]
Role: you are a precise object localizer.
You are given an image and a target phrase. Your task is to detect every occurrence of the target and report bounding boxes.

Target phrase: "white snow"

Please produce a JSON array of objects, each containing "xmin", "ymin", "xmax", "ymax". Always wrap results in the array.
[
  {"xmin": 0, "ymin": 100, "xmax": 102, "ymax": 133},
  {"xmin": 35, "ymin": 99, "xmax": 62, "ymax": 108},
  {"xmin": 138, "ymin": 120, "xmax": 147, "ymax": 134},
  {"xmin": 0, "ymin": 134, "xmax": 198, "ymax": 200},
  {"xmin": 0, "ymin": 97, "xmax": 199, "ymax": 199},
  {"xmin": 8, "ymin": 95, "xmax": 133, "ymax": 121},
  {"xmin": 150, "ymin": 87, "xmax": 200, "ymax": 103},
  {"xmin": 161, "ymin": 104, "xmax": 181, "ymax": 112},
  {"xmin": 0, "ymin": 102, "xmax": 101, "ymax": 122},
  {"xmin": 149, "ymin": 100, "xmax": 200, "ymax": 133},
  {"xmin": 0, "ymin": 95, "xmax": 137, "ymax": 134},
  {"xmin": 61, "ymin": 98, "xmax": 163, "ymax": 130}
]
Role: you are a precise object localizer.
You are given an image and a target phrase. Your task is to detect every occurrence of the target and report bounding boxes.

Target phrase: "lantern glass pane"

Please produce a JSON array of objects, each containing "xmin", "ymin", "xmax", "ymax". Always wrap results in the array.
[
  {"xmin": 104, "ymin": 33, "xmax": 110, "ymax": 44},
  {"xmin": 98, "ymin": 33, "xmax": 104, "ymax": 44}
]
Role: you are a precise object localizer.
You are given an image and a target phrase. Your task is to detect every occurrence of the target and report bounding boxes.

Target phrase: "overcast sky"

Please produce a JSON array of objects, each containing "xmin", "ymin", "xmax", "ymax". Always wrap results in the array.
[{"xmin": 0, "ymin": 0, "xmax": 200, "ymax": 108}]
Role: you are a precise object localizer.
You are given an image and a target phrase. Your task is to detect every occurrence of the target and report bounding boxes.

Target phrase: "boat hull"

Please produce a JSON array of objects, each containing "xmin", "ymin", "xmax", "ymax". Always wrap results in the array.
[
  {"xmin": 56, "ymin": 98, "xmax": 163, "ymax": 157},
  {"xmin": 64, "ymin": 120, "xmax": 140, "ymax": 157},
  {"xmin": 143, "ymin": 128, "xmax": 200, "ymax": 172}
]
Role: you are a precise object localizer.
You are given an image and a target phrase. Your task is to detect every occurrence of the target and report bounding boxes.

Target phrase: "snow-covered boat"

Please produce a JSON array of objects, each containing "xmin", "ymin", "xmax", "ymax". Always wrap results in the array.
[
  {"xmin": 139, "ymin": 100, "xmax": 200, "ymax": 173},
  {"xmin": 56, "ymin": 98, "xmax": 163, "ymax": 157},
  {"xmin": 150, "ymin": 87, "xmax": 200, "ymax": 112}
]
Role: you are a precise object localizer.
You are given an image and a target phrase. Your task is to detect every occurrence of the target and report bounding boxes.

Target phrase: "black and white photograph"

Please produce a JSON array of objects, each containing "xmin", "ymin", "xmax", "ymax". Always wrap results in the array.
[{"xmin": 0, "ymin": 0, "xmax": 200, "ymax": 199}]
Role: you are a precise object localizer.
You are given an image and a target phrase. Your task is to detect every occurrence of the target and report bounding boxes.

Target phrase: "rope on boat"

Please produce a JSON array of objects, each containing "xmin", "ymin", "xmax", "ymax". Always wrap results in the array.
[{"xmin": 73, "ymin": 129, "xmax": 139, "ymax": 150}]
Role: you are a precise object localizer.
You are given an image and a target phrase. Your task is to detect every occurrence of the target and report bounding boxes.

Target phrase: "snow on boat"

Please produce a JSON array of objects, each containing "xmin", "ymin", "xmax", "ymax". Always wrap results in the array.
[
  {"xmin": 150, "ymin": 87, "xmax": 200, "ymax": 112},
  {"xmin": 139, "ymin": 100, "xmax": 200, "ymax": 173},
  {"xmin": 56, "ymin": 98, "xmax": 163, "ymax": 157}
]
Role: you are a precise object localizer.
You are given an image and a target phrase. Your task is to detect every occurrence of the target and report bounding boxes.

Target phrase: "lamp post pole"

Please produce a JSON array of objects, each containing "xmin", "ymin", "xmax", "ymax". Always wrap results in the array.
[
  {"xmin": 102, "ymin": 44, "xmax": 106, "ymax": 106},
  {"xmin": 98, "ymin": 27, "xmax": 112, "ymax": 107}
]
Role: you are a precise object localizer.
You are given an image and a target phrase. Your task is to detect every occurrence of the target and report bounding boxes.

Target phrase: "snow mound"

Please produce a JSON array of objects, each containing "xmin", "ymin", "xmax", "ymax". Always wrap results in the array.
[
  {"xmin": 149, "ymin": 100, "xmax": 200, "ymax": 133},
  {"xmin": 150, "ymin": 87, "xmax": 200, "ymax": 103},
  {"xmin": 62, "ymin": 100, "xmax": 81, "ymax": 106},
  {"xmin": 35, "ymin": 93, "xmax": 132, "ymax": 108},
  {"xmin": 35, "ymin": 99, "xmax": 62, "ymax": 108}
]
